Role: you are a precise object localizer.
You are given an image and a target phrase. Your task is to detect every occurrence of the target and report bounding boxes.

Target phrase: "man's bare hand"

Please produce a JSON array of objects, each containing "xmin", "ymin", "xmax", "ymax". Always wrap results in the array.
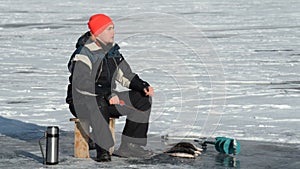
[
  {"xmin": 109, "ymin": 95, "xmax": 120, "ymax": 105},
  {"xmin": 144, "ymin": 86, "xmax": 154, "ymax": 97}
]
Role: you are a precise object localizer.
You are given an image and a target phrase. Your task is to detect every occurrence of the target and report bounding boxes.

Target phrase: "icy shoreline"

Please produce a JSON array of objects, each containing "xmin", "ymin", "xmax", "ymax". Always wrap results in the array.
[{"xmin": 0, "ymin": 128, "xmax": 299, "ymax": 169}]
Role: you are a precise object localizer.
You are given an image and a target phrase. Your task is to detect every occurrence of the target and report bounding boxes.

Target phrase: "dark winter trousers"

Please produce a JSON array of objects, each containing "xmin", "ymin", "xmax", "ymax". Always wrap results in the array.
[
  {"xmin": 69, "ymin": 90, "xmax": 151, "ymax": 150},
  {"xmin": 93, "ymin": 90, "xmax": 152, "ymax": 151}
]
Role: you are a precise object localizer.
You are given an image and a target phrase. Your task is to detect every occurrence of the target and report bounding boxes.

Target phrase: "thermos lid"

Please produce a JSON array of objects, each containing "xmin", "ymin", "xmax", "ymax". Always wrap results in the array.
[{"xmin": 47, "ymin": 126, "xmax": 59, "ymax": 135}]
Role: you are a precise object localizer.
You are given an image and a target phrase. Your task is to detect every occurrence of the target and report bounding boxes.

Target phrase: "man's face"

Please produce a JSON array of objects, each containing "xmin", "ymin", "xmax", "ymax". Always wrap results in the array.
[{"xmin": 96, "ymin": 24, "xmax": 115, "ymax": 45}]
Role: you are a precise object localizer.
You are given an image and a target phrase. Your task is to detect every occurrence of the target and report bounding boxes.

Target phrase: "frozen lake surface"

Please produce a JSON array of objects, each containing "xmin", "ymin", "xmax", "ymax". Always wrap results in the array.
[{"xmin": 0, "ymin": 0, "xmax": 299, "ymax": 168}]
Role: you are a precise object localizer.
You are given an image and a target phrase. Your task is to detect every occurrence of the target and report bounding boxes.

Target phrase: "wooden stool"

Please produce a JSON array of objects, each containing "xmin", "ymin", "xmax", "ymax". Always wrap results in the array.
[{"xmin": 70, "ymin": 118, "xmax": 116, "ymax": 158}]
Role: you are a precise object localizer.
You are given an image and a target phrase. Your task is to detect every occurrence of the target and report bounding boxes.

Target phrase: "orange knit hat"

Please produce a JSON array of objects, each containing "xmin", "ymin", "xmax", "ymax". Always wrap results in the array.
[{"xmin": 88, "ymin": 14, "xmax": 113, "ymax": 36}]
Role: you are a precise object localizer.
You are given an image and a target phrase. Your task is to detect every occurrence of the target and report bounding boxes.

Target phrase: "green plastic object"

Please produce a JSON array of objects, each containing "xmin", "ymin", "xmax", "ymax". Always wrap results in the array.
[
  {"xmin": 214, "ymin": 137, "xmax": 226, "ymax": 153},
  {"xmin": 215, "ymin": 137, "xmax": 241, "ymax": 155}
]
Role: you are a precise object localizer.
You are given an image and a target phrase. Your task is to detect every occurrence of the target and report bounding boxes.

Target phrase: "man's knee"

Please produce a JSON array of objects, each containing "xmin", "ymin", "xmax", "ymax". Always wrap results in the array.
[{"xmin": 129, "ymin": 91, "xmax": 152, "ymax": 111}]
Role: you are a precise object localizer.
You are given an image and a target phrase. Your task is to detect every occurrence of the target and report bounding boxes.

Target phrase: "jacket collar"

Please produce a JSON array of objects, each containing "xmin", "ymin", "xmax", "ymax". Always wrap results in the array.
[{"xmin": 85, "ymin": 38, "xmax": 102, "ymax": 52}]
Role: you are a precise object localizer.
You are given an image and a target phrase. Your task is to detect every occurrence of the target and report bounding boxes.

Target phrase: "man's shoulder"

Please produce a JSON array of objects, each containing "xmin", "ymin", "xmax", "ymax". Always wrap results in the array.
[{"xmin": 76, "ymin": 46, "xmax": 101, "ymax": 64}]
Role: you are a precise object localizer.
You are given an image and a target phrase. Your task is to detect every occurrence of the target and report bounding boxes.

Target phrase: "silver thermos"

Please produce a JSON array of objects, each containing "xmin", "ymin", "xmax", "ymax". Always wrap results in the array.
[{"xmin": 39, "ymin": 126, "xmax": 59, "ymax": 165}]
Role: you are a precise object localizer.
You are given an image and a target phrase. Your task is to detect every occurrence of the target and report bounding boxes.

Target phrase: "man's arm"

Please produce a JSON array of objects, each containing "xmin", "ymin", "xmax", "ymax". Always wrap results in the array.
[
  {"xmin": 72, "ymin": 54, "xmax": 100, "ymax": 114},
  {"xmin": 114, "ymin": 57, "xmax": 149, "ymax": 90},
  {"xmin": 72, "ymin": 54, "xmax": 95, "ymax": 95}
]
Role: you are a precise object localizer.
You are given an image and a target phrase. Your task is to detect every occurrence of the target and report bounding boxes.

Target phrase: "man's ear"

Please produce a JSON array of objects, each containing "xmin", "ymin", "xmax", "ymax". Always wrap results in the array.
[{"xmin": 90, "ymin": 32, "xmax": 96, "ymax": 41}]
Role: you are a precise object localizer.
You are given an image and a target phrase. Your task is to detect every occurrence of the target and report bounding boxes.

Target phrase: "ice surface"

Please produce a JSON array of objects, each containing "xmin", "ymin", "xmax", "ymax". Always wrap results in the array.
[{"xmin": 0, "ymin": 0, "xmax": 300, "ymax": 168}]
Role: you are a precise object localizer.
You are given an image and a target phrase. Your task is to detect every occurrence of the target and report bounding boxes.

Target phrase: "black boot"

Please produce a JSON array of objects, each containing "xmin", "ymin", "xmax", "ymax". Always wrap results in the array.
[
  {"xmin": 95, "ymin": 145, "xmax": 111, "ymax": 162},
  {"xmin": 114, "ymin": 142, "xmax": 153, "ymax": 158},
  {"xmin": 88, "ymin": 138, "xmax": 96, "ymax": 150}
]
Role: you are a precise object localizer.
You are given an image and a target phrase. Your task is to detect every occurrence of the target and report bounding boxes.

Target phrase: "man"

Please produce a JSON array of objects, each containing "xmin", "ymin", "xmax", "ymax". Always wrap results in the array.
[{"xmin": 66, "ymin": 14, "xmax": 154, "ymax": 162}]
